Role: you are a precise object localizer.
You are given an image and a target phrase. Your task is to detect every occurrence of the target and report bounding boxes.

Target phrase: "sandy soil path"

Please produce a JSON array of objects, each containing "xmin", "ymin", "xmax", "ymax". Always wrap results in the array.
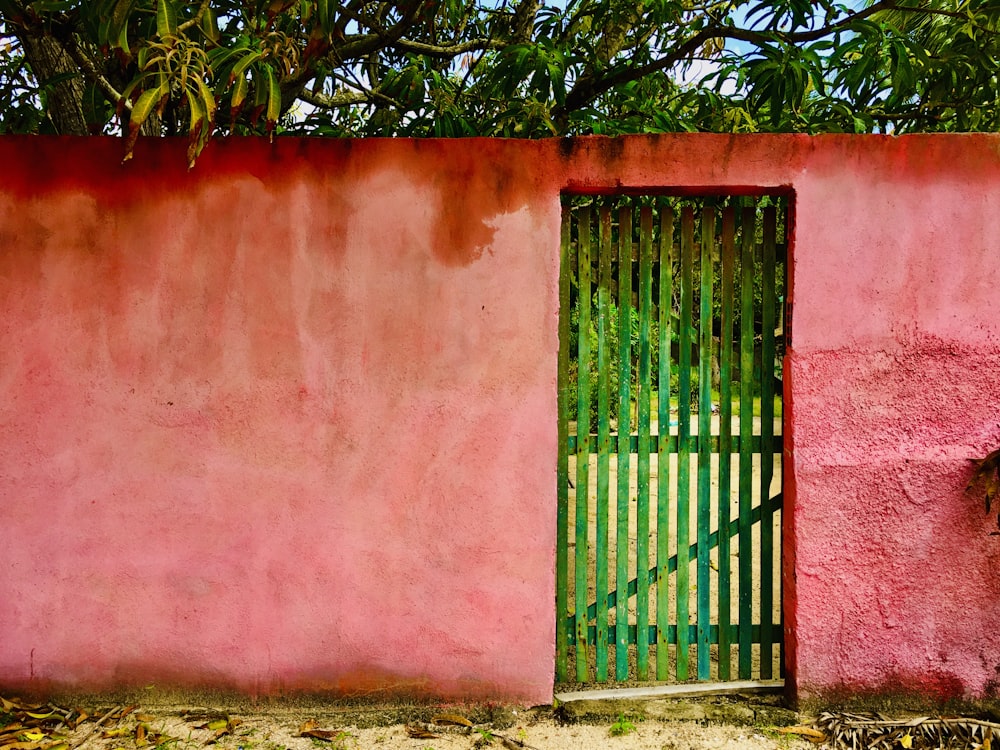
[{"xmin": 1, "ymin": 694, "xmax": 816, "ymax": 750}]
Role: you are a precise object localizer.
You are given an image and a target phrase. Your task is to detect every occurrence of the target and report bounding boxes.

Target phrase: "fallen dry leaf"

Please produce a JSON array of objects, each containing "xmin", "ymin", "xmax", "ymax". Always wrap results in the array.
[
  {"xmin": 774, "ymin": 725, "xmax": 826, "ymax": 742},
  {"xmin": 297, "ymin": 721, "xmax": 346, "ymax": 743},
  {"xmin": 298, "ymin": 730, "xmax": 343, "ymax": 742},
  {"xmin": 405, "ymin": 725, "xmax": 438, "ymax": 740},
  {"xmin": 432, "ymin": 714, "xmax": 473, "ymax": 728}
]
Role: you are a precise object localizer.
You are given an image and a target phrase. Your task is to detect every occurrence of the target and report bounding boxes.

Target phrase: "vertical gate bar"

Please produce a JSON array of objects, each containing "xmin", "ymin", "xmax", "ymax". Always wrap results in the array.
[
  {"xmin": 615, "ymin": 205, "xmax": 634, "ymax": 681},
  {"xmin": 696, "ymin": 206, "xmax": 714, "ymax": 680},
  {"xmin": 656, "ymin": 206, "xmax": 674, "ymax": 681},
  {"xmin": 595, "ymin": 206, "xmax": 613, "ymax": 681},
  {"xmin": 636, "ymin": 205, "xmax": 653, "ymax": 680},
  {"xmin": 575, "ymin": 205, "xmax": 593, "ymax": 682},
  {"xmin": 778, "ymin": 203, "xmax": 787, "ymax": 681},
  {"xmin": 759, "ymin": 205, "xmax": 777, "ymax": 680},
  {"xmin": 556, "ymin": 204, "xmax": 571, "ymax": 682},
  {"xmin": 717, "ymin": 205, "xmax": 736, "ymax": 681},
  {"xmin": 737, "ymin": 204, "xmax": 755, "ymax": 680},
  {"xmin": 676, "ymin": 205, "xmax": 694, "ymax": 681}
]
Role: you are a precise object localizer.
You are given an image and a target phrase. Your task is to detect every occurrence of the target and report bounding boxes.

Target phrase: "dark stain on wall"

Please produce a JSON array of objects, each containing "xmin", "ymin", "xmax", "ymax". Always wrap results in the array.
[{"xmin": 425, "ymin": 144, "xmax": 536, "ymax": 268}]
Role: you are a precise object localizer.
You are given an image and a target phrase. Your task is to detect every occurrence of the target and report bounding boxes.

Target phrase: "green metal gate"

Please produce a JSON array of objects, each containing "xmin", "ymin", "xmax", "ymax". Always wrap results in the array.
[{"xmin": 556, "ymin": 194, "xmax": 787, "ymax": 685}]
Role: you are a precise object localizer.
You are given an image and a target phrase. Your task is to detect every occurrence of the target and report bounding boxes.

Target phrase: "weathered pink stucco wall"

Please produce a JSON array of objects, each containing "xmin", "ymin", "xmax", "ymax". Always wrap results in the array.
[
  {"xmin": 782, "ymin": 138, "xmax": 1000, "ymax": 703},
  {"xmin": 3, "ymin": 134, "xmax": 1000, "ymax": 705},
  {"xmin": 0, "ymin": 138, "xmax": 560, "ymax": 701}
]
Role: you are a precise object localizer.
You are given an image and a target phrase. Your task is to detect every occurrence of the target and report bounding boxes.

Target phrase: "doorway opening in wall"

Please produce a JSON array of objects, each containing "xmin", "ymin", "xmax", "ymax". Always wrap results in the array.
[{"xmin": 555, "ymin": 192, "xmax": 789, "ymax": 692}]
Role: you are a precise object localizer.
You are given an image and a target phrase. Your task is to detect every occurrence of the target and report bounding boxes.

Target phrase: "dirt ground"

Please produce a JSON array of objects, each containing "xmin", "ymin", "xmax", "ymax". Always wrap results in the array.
[{"xmin": 1, "ymin": 693, "xmax": 816, "ymax": 750}]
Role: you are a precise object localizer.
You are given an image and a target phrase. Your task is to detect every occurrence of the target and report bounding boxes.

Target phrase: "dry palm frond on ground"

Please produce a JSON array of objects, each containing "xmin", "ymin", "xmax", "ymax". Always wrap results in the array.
[{"xmin": 817, "ymin": 711, "xmax": 1000, "ymax": 749}]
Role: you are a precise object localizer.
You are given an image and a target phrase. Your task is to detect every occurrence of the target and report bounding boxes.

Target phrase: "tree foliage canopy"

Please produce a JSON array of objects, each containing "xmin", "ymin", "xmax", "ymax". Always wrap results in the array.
[{"xmin": 2, "ymin": 0, "xmax": 999, "ymax": 161}]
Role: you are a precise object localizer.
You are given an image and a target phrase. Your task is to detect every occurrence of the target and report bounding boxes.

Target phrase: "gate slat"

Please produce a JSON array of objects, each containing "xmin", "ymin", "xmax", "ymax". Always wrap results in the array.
[
  {"xmin": 718, "ymin": 206, "xmax": 736, "ymax": 681},
  {"xmin": 656, "ymin": 206, "xmax": 674, "ymax": 681},
  {"xmin": 637, "ymin": 205, "xmax": 653, "ymax": 680},
  {"xmin": 575, "ymin": 206, "xmax": 592, "ymax": 682},
  {"xmin": 615, "ymin": 206, "xmax": 633, "ymax": 681},
  {"xmin": 676, "ymin": 206, "xmax": 694, "ymax": 681},
  {"xmin": 596, "ymin": 206, "xmax": 613, "ymax": 681},
  {"xmin": 556, "ymin": 207, "xmax": 571, "ymax": 682},
  {"xmin": 759, "ymin": 206, "xmax": 777, "ymax": 680},
  {"xmin": 738, "ymin": 204, "xmax": 756, "ymax": 680},
  {"xmin": 697, "ymin": 206, "xmax": 714, "ymax": 680}
]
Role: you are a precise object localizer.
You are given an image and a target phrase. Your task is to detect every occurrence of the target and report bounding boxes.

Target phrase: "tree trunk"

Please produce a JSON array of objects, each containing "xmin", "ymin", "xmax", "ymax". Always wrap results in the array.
[{"xmin": 17, "ymin": 31, "xmax": 88, "ymax": 135}]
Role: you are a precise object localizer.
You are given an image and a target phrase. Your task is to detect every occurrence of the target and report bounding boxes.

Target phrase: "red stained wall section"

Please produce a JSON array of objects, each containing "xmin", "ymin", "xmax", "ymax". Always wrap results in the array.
[{"xmin": 3, "ymin": 134, "xmax": 1000, "ymax": 704}]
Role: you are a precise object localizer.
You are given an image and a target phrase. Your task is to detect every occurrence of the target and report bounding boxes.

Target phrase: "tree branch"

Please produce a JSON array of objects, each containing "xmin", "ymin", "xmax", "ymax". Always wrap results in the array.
[
  {"xmin": 509, "ymin": 0, "xmax": 538, "ymax": 43},
  {"xmin": 285, "ymin": 22, "xmax": 491, "ymax": 98},
  {"xmin": 557, "ymin": 28, "xmax": 715, "ymax": 117},
  {"xmin": 392, "ymin": 36, "xmax": 496, "ymax": 56},
  {"xmin": 299, "ymin": 70, "xmax": 406, "ymax": 111},
  {"xmin": 298, "ymin": 86, "xmax": 369, "ymax": 107},
  {"xmin": 60, "ymin": 31, "xmax": 130, "ymax": 110},
  {"xmin": 178, "ymin": 0, "xmax": 212, "ymax": 33},
  {"xmin": 557, "ymin": 0, "xmax": 905, "ymax": 117}
]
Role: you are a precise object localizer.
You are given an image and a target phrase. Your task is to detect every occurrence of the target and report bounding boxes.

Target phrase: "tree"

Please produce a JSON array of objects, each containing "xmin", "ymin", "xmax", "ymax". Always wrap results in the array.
[{"xmin": 1, "ymin": 0, "xmax": 999, "ymax": 163}]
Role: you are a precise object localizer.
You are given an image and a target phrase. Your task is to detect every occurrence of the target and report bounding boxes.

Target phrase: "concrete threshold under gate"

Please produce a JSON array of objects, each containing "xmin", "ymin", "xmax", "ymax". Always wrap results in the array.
[{"xmin": 555, "ymin": 679, "xmax": 784, "ymax": 703}]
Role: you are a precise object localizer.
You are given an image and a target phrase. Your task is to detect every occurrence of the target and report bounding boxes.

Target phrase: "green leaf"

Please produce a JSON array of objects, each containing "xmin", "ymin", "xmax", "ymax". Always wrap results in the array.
[
  {"xmin": 129, "ymin": 86, "xmax": 164, "ymax": 129},
  {"xmin": 109, "ymin": 0, "xmax": 136, "ymax": 50},
  {"xmin": 196, "ymin": 76, "xmax": 216, "ymax": 124},
  {"xmin": 550, "ymin": 62, "xmax": 566, "ymax": 106},
  {"xmin": 230, "ymin": 74, "xmax": 249, "ymax": 111},
  {"xmin": 201, "ymin": 4, "xmax": 220, "ymax": 42},
  {"xmin": 123, "ymin": 84, "xmax": 166, "ymax": 162},
  {"xmin": 81, "ymin": 82, "xmax": 113, "ymax": 133},
  {"xmin": 316, "ymin": 0, "xmax": 331, "ymax": 32},
  {"xmin": 156, "ymin": 0, "xmax": 177, "ymax": 38},
  {"xmin": 228, "ymin": 50, "xmax": 262, "ymax": 86},
  {"xmin": 263, "ymin": 64, "xmax": 281, "ymax": 136}
]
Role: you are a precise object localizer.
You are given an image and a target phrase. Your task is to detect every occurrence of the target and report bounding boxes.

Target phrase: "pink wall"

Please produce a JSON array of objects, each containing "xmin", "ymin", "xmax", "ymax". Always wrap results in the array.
[
  {"xmin": 3, "ymin": 134, "xmax": 1000, "ymax": 704},
  {"xmin": 781, "ymin": 138, "xmax": 1000, "ymax": 703},
  {"xmin": 0, "ymin": 138, "xmax": 560, "ymax": 701}
]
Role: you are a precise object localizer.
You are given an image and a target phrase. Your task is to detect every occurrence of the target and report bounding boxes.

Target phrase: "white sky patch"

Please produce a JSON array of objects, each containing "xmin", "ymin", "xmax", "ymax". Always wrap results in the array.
[{"xmin": 673, "ymin": 57, "xmax": 738, "ymax": 96}]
